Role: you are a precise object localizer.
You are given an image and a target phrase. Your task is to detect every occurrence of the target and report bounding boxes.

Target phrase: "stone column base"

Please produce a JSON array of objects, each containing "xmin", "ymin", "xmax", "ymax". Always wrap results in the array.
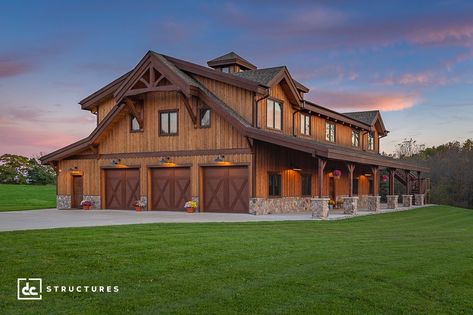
[
  {"xmin": 311, "ymin": 198, "xmax": 330, "ymax": 219},
  {"xmin": 192, "ymin": 196, "xmax": 199, "ymax": 212},
  {"xmin": 358, "ymin": 195, "xmax": 368, "ymax": 209},
  {"xmin": 57, "ymin": 195, "xmax": 71, "ymax": 209},
  {"xmin": 386, "ymin": 195, "xmax": 398, "ymax": 209},
  {"xmin": 343, "ymin": 197, "xmax": 358, "ymax": 215},
  {"xmin": 414, "ymin": 194, "xmax": 425, "ymax": 206},
  {"xmin": 367, "ymin": 196, "xmax": 381, "ymax": 212},
  {"xmin": 402, "ymin": 195, "xmax": 413, "ymax": 207}
]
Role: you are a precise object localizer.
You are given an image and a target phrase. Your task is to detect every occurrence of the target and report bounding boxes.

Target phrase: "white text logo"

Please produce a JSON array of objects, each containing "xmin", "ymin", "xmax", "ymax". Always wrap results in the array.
[{"xmin": 17, "ymin": 278, "xmax": 42, "ymax": 300}]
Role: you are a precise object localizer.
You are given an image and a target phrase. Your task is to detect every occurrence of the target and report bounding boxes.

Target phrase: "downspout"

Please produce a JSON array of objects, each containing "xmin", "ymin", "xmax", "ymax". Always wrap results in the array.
[{"xmin": 254, "ymin": 88, "xmax": 270, "ymax": 128}]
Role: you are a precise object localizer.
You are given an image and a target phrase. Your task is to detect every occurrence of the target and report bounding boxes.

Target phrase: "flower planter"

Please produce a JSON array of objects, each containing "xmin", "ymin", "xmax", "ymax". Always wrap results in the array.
[
  {"xmin": 135, "ymin": 206, "xmax": 142, "ymax": 212},
  {"xmin": 83, "ymin": 205, "xmax": 91, "ymax": 210},
  {"xmin": 186, "ymin": 207, "xmax": 195, "ymax": 213}
]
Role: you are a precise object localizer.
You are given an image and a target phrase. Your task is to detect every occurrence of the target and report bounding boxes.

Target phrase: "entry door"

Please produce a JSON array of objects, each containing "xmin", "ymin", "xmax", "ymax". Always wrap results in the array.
[
  {"xmin": 72, "ymin": 176, "xmax": 83, "ymax": 208},
  {"xmin": 150, "ymin": 167, "xmax": 191, "ymax": 211},
  {"xmin": 329, "ymin": 177, "xmax": 336, "ymax": 200},
  {"xmin": 105, "ymin": 169, "xmax": 140, "ymax": 210}
]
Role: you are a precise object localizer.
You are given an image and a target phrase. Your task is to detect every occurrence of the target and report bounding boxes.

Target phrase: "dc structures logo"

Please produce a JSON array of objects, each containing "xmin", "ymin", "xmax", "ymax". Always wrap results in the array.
[{"xmin": 17, "ymin": 278, "xmax": 42, "ymax": 300}]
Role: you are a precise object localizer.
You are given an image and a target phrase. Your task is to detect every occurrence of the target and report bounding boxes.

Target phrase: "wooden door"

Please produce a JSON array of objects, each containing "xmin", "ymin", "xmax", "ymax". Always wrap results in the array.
[
  {"xmin": 329, "ymin": 177, "xmax": 335, "ymax": 200},
  {"xmin": 72, "ymin": 176, "xmax": 83, "ymax": 208},
  {"xmin": 150, "ymin": 167, "xmax": 190, "ymax": 210},
  {"xmin": 105, "ymin": 169, "xmax": 140, "ymax": 210},
  {"xmin": 203, "ymin": 166, "xmax": 249, "ymax": 213}
]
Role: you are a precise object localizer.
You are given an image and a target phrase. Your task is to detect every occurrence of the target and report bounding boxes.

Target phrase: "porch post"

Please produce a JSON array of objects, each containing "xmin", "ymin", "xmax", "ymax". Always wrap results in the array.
[
  {"xmin": 317, "ymin": 157, "xmax": 327, "ymax": 198},
  {"xmin": 388, "ymin": 168, "xmax": 395, "ymax": 195},
  {"xmin": 405, "ymin": 170, "xmax": 411, "ymax": 194},
  {"xmin": 371, "ymin": 166, "xmax": 379, "ymax": 196},
  {"xmin": 347, "ymin": 163, "xmax": 355, "ymax": 197},
  {"xmin": 417, "ymin": 171, "xmax": 421, "ymax": 193}
]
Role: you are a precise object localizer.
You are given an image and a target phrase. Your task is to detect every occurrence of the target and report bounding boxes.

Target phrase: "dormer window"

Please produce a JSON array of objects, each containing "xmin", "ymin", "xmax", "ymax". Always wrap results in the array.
[
  {"xmin": 221, "ymin": 67, "xmax": 230, "ymax": 73},
  {"xmin": 325, "ymin": 121, "xmax": 336, "ymax": 142},
  {"xmin": 351, "ymin": 129, "xmax": 360, "ymax": 147},
  {"xmin": 267, "ymin": 99, "xmax": 282, "ymax": 130},
  {"xmin": 301, "ymin": 113, "xmax": 310, "ymax": 136},
  {"xmin": 368, "ymin": 132, "xmax": 375, "ymax": 150}
]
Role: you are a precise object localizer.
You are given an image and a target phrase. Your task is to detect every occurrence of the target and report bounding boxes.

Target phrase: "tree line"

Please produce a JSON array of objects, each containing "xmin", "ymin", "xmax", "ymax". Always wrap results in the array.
[
  {"xmin": 0, "ymin": 154, "xmax": 56, "ymax": 185},
  {"xmin": 394, "ymin": 138, "xmax": 473, "ymax": 209}
]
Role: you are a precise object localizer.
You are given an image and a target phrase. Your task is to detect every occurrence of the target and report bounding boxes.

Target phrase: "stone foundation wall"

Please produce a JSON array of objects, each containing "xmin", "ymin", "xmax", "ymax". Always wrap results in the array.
[
  {"xmin": 367, "ymin": 196, "xmax": 381, "ymax": 212},
  {"xmin": 343, "ymin": 197, "xmax": 358, "ymax": 215},
  {"xmin": 358, "ymin": 195, "xmax": 368, "ymax": 209},
  {"xmin": 192, "ymin": 196, "xmax": 200, "ymax": 212},
  {"xmin": 414, "ymin": 194, "xmax": 425, "ymax": 206},
  {"xmin": 56, "ymin": 195, "xmax": 71, "ymax": 209},
  {"xmin": 249, "ymin": 197, "xmax": 312, "ymax": 215},
  {"xmin": 139, "ymin": 196, "xmax": 147, "ymax": 210},
  {"xmin": 82, "ymin": 195, "xmax": 101, "ymax": 209},
  {"xmin": 311, "ymin": 198, "xmax": 330, "ymax": 219}
]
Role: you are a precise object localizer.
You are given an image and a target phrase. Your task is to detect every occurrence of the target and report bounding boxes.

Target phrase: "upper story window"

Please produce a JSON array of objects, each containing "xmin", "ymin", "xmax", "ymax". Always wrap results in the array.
[
  {"xmin": 266, "ymin": 99, "xmax": 282, "ymax": 130},
  {"xmin": 351, "ymin": 129, "xmax": 360, "ymax": 147},
  {"xmin": 368, "ymin": 132, "xmax": 375, "ymax": 150},
  {"xmin": 301, "ymin": 174, "xmax": 312, "ymax": 196},
  {"xmin": 221, "ymin": 67, "xmax": 230, "ymax": 73},
  {"xmin": 325, "ymin": 121, "xmax": 336, "ymax": 142},
  {"xmin": 268, "ymin": 173, "xmax": 282, "ymax": 197},
  {"xmin": 199, "ymin": 108, "xmax": 211, "ymax": 128},
  {"xmin": 160, "ymin": 110, "xmax": 178, "ymax": 136},
  {"xmin": 130, "ymin": 115, "xmax": 142, "ymax": 132},
  {"xmin": 300, "ymin": 113, "xmax": 311, "ymax": 136}
]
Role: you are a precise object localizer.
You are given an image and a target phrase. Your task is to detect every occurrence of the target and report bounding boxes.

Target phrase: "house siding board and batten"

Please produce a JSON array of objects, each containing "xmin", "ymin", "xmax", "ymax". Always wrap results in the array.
[{"xmin": 41, "ymin": 50, "xmax": 429, "ymax": 213}]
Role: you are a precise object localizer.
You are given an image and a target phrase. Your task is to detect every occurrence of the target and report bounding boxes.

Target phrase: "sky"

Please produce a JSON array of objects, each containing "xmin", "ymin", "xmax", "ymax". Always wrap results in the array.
[{"xmin": 1, "ymin": 0, "xmax": 473, "ymax": 157}]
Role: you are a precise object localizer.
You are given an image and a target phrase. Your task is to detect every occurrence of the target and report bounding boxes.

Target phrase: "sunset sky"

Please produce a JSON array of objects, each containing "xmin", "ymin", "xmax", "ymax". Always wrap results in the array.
[{"xmin": 1, "ymin": 0, "xmax": 473, "ymax": 157}]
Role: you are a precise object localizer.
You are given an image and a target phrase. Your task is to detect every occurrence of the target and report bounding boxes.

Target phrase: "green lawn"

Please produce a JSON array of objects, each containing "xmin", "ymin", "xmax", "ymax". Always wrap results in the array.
[
  {"xmin": 0, "ymin": 206, "xmax": 472, "ymax": 314},
  {"xmin": 0, "ymin": 184, "xmax": 55, "ymax": 211}
]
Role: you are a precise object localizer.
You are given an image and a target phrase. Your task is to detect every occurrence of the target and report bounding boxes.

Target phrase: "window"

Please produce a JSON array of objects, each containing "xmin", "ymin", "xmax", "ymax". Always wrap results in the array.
[
  {"xmin": 266, "ymin": 99, "xmax": 282, "ymax": 130},
  {"xmin": 351, "ymin": 129, "xmax": 360, "ymax": 147},
  {"xmin": 130, "ymin": 115, "xmax": 142, "ymax": 132},
  {"xmin": 368, "ymin": 132, "xmax": 374, "ymax": 150},
  {"xmin": 325, "ymin": 121, "xmax": 336, "ymax": 142},
  {"xmin": 301, "ymin": 174, "xmax": 312, "ymax": 196},
  {"xmin": 199, "ymin": 108, "xmax": 211, "ymax": 128},
  {"xmin": 268, "ymin": 173, "xmax": 281, "ymax": 197},
  {"xmin": 160, "ymin": 110, "xmax": 178, "ymax": 135},
  {"xmin": 353, "ymin": 178, "xmax": 359, "ymax": 195},
  {"xmin": 301, "ymin": 113, "xmax": 311, "ymax": 136},
  {"xmin": 221, "ymin": 67, "xmax": 230, "ymax": 73}
]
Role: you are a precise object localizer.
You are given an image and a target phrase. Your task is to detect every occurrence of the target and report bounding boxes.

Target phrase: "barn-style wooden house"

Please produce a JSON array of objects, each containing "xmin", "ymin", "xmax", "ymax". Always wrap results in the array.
[{"xmin": 41, "ymin": 51, "xmax": 429, "ymax": 215}]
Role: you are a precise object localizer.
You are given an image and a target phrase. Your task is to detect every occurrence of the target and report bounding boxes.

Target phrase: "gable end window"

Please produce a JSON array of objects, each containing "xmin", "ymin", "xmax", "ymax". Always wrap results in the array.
[
  {"xmin": 199, "ymin": 108, "xmax": 211, "ymax": 128},
  {"xmin": 301, "ymin": 174, "xmax": 312, "ymax": 196},
  {"xmin": 351, "ymin": 129, "xmax": 360, "ymax": 147},
  {"xmin": 325, "ymin": 121, "xmax": 336, "ymax": 142},
  {"xmin": 159, "ymin": 110, "xmax": 178, "ymax": 136},
  {"xmin": 301, "ymin": 113, "xmax": 311, "ymax": 136},
  {"xmin": 368, "ymin": 132, "xmax": 375, "ymax": 150},
  {"xmin": 130, "ymin": 115, "xmax": 142, "ymax": 132},
  {"xmin": 266, "ymin": 99, "xmax": 282, "ymax": 130},
  {"xmin": 268, "ymin": 173, "xmax": 282, "ymax": 197}
]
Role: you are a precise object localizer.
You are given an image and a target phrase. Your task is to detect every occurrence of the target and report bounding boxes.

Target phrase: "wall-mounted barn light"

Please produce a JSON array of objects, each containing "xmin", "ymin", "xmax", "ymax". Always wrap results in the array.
[{"xmin": 214, "ymin": 155, "xmax": 225, "ymax": 162}]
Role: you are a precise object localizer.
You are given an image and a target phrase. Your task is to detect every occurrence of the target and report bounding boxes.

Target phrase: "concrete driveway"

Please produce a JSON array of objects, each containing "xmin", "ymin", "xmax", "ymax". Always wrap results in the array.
[{"xmin": 0, "ymin": 209, "xmax": 312, "ymax": 232}]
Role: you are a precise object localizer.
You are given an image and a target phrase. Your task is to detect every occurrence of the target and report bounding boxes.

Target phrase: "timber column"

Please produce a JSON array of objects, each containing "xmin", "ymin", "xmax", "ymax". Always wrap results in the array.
[{"xmin": 312, "ymin": 157, "xmax": 329, "ymax": 219}]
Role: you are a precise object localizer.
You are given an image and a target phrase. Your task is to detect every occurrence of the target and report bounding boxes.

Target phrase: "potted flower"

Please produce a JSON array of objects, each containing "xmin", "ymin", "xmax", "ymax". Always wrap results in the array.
[
  {"xmin": 184, "ymin": 200, "xmax": 197, "ymax": 213},
  {"xmin": 328, "ymin": 199, "xmax": 336, "ymax": 210},
  {"xmin": 134, "ymin": 200, "xmax": 146, "ymax": 212},
  {"xmin": 333, "ymin": 169, "xmax": 342, "ymax": 179},
  {"xmin": 80, "ymin": 200, "xmax": 92, "ymax": 210},
  {"xmin": 381, "ymin": 175, "xmax": 388, "ymax": 182}
]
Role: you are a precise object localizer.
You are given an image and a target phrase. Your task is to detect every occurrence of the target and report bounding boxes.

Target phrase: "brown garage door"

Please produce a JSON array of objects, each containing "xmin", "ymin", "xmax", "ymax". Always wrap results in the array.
[
  {"xmin": 150, "ymin": 167, "xmax": 191, "ymax": 211},
  {"xmin": 203, "ymin": 166, "xmax": 249, "ymax": 213},
  {"xmin": 105, "ymin": 168, "xmax": 140, "ymax": 210}
]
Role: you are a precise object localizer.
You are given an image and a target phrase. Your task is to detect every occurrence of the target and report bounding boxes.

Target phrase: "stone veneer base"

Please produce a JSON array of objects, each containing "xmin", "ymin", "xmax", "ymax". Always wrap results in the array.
[
  {"xmin": 402, "ymin": 195, "xmax": 413, "ymax": 207},
  {"xmin": 192, "ymin": 196, "xmax": 199, "ymax": 212},
  {"xmin": 367, "ymin": 196, "xmax": 381, "ymax": 212},
  {"xmin": 386, "ymin": 195, "xmax": 398, "ymax": 209},
  {"xmin": 82, "ymin": 195, "xmax": 101, "ymax": 209},
  {"xmin": 311, "ymin": 198, "xmax": 330, "ymax": 219},
  {"xmin": 249, "ymin": 197, "xmax": 312, "ymax": 215},
  {"xmin": 57, "ymin": 195, "xmax": 71, "ymax": 209},
  {"xmin": 343, "ymin": 197, "xmax": 358, "ymax": 215},
  {"xmin": 414, "ymin": 194, "xmax": 425, "ymax": 206},
  {"xmin": 358, "ymin": 195, "xmax": 369, "ymax": 209}
]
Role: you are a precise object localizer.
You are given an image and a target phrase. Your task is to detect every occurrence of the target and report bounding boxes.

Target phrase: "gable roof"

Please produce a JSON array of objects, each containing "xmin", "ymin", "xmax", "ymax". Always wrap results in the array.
[
  {"xmin": 233, "ymin": 66, "xmax": 285, "ymax": 85},
  {"xmin": 343, "ymin": 110, "xmax": 387, "ymax": 135},
  {"xmin": 207, "ymin": 51, "xmax": 257, "ymax": 70}
]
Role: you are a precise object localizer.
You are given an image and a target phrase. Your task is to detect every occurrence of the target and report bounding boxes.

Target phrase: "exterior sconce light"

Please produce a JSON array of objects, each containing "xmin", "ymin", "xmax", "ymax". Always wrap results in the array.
[
  {"xmin": 112, "ymin": 159, "xmax": 121, "ymax": 165},
  {"xmin": 159, "ymin": 157, "xmax": 171, "ymax": 164},
  {"xmin": 214, "ymin": 155, "xmax": 225, "ymax": 162}
]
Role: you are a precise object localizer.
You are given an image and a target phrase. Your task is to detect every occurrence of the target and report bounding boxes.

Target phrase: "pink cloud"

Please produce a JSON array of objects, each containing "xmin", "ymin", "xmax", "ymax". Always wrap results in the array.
[
  {"xmin": 0, "ymin": 56, "xmax": 32, "ymax": 79},
  {"xmin": 308, "ymin": 89, "xmax": 420, "ymax": 112}
]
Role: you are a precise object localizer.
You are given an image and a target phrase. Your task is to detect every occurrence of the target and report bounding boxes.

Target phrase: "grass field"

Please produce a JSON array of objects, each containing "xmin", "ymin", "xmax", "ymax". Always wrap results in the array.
[
  {"xmin": 0, "ymin": 184, "xmax": 55, "ymax": 211},
  {"xmin": 0, "ymin": 205, "xmax": 472, "ymax": 314}
]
